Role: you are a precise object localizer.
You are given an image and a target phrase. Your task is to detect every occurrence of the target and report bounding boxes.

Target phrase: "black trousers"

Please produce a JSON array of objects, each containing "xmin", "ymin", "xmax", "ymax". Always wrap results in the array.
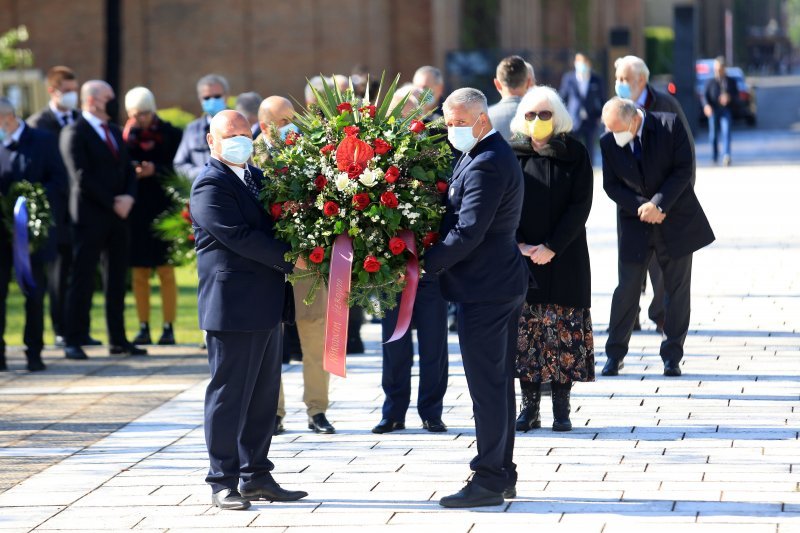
[
  {"xmin": 645, "ymin": 256, "xmax": 666, "ymax": 324},
  {"xmin": 46, "ymin": 242, "xmax": 73, "ymax": 338},
  {"xmin": 0, "ymin": 242, "xmax": 47, "ymax": 360},
  {"xmin": 205, "ymin": 327, "xmax": 282, "ymax": 494},
  {"xmin": 65, "ymin": 220, "xmax": 129, "ymax": 346},
  {"xmin": 457, "ymin": 295, "xmax": 524, "ymax": 493},
  {"xmin": 380, "ymin": 279, "xmax": 449, "ymax": 422},
  {"xmin": 606, "ymin": 229, "xmax": 693, "ymax": 363}
]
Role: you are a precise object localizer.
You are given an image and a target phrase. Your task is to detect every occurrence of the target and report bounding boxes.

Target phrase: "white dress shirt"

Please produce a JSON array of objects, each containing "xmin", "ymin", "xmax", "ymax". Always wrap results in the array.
[
  {"xmin": 49, "ymin": 101, "xmax": 74, "ymax": 127},
  {"xmin": 3, "ymin": 119, "xmax": 25, "ymax": 148},
  {"xmin": 81, "ymin": 110, "xmax": 118, "ymax": 150},
  {"xmin": 212, "ymin": 155, "xmax": 248, "ymax": 186}
]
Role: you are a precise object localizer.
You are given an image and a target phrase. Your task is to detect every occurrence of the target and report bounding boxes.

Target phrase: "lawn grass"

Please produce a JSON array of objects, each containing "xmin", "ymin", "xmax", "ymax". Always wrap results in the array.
[{"xmin": 3, "ymin": 266, "xmax": 204, "ymax": 347}]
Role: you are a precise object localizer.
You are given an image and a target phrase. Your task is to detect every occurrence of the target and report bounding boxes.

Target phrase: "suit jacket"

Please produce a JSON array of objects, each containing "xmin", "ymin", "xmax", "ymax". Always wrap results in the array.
[
  {"xmin": 642, "ymin": 84, "xmax": 696, "ymax": 184},
  {"xmin": 559, "ymin": 71, "xmax": 605, "ymax": 130},
  {"xmin": 191, "ymin": 158, "xmax": 293, "ymax": 332},
  {"xmin": 424, "ymin": 131, "xmax": 529, "ymax": 303},
  {"xmin": 702, "ymin": 76, "xmax": 739, "ymax": 112},
  {"xmin": 173, "ymin": 116, "xmax": 211, "ymax": 181},
  {"xmin": 59, "ymin": 116, "xmax": 137, "ymax": 226},
  {"xmin": 487, "ymin": 96, "xmax": 521, "ymax": 142},
  {"xmin": 0, "ymin": 124, "xmax": 68, "ymax": 261},
  {"xmin": 601, "ymin": 112, "xmax": 714, "ymax": 263},
  {"xmin": 27, "ymin": 108, "xmax": 80, "ymax": 136}
]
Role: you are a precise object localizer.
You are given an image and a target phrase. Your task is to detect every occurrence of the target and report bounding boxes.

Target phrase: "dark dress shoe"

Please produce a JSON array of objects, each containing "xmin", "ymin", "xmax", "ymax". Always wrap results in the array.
[
  {"xmin": 372, "ymin": 419, "xmax": 405, "ymax": 434},
  {"xmin": 65, "ymin": 345, "xmax": 89, "ymax": 360},
  {"xmin": 663, "ymin": 360, "xmax": 682, "ymax": 377},
  {"xmin": 54, "ymin": 335, "xmax": 66, "ymax": 348},
  {"xmin": 158, "ymin": 324, "xmax": 175, "ymax": 345},
  {"xmin": 502, "ymin": 485, "xmax": 517, "ymax": 499},
  {"xmin": 601, "ymin": 358, "xmax": 624, "ymax": 376},
  {"xmin": 132, "ymin": 323, "xmax": 151, "ymax": 345},
  {"xmin": 110, "ymin": 343, "xmax": 148, "ymax": 356},
  {"xmin": 308, "ymin": 413, "xmax": 335, "ymax": 434},
  {"xmin": 422, "ymin": 418, "xmax": 447, "ymax": 432},
  {"xmin": 240, "ymin": 482, "xmax": 308, "ymax": 502},
  {"xmin": 275, "ymin": 416, "xmax": 285, "ymax": 435},
  {"xmin": 439, "ymin": 482, "xmax": 504, "ymax": 508},
  {"xmin": 81, "ymin": 336, "xmax": 102, "ymax": 346},
  {"xmin": 27, "ymin": 358, "xmax": 47, "ymax": 372},
  {"xmin": 211, "ymin": 488, "xmax": 251, "ymax": 510}
]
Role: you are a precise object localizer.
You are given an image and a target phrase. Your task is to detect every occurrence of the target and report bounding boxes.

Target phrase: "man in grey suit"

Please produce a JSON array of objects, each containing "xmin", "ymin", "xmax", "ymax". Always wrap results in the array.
[
  {"xmin": 488, "ymin": 55, "xmax": 534, "ymax": 142},
  {"xmin": 173, "ymin": 74, "xmax": 229, "ymax": 181}
]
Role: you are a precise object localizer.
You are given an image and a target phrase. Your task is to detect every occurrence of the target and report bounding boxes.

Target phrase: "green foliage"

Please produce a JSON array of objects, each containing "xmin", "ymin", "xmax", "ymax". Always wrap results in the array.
[
  {"xmin": 0, "ymin": 26, "xmax": 33, "ymax": 70},
  {"xmin": 0, "ymin": 180, "xmax": 52, "ymax": 253},
  {"xmin": 157, "ymin": 107, "xmax": 196, "ymax": 130},
  {"xmin": 152, "ymin": 173, "xmax": 195, "ymax": 267},
  {"xmin": 645, "ymin": 26, "xmax": 675, "ymax": 77}
]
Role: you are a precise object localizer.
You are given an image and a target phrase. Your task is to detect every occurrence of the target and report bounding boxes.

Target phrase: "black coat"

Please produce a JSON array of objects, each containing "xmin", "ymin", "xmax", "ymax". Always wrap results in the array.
[
  {"xmin": 600, "ymin": 111, "xmax": 715, "ymax": 263},
  {"xmin": 512, "ymin": 134, "xmax": 593, "ymax": 309},
  {"xmin": 125, "ymin": 118, "xmax": 182, "ymax": 266}
]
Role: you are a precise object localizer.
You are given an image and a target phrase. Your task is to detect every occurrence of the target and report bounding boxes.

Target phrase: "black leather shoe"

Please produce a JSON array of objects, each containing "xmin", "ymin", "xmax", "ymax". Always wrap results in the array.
[
  {"xmin": 275, "ymin": 416, "xmax": 285, "ymax": 435},
  {"xmin": 422, "ymin": 418, "xmax": 447, "ymax": 432},
  {"xmin": 54, "ymin": 335, "xmax": 66, "ymax": 348},
  {"xmin": 240, "ymin": 482, "xmax": 308, "ymax": 502},
  {"xmin": 601, "ymin": 358, "xmax": 624, "ymax": 376},
  {"xmin": 308, "ymin": 413, "xmax": 335, "ymax": 434},
  {"xmin": 132, "ymin": 323, "xmax": 151, "ymax": 345},
  {"xmin": 110, "ymin": 343, "xmax": 148, "ymax": 356},
  {"xmin": 158, "ymin": 323, "xmax": 175, "ymax": 345},
  {"xmin": 27, "ymin": 358, "xmax": 46, "ymax": 372},
  {"xmin": 0, "ymin": 358, "xmax": 7, "ymax": 371},
  {"xmin": 80, "ymin": 336, "xmax": 102, "ymax": 346},
  {"xmin": 663, "ymin": 360, "xmax": 682, "ymax": 377},
  {"xmin": 502, "ymin": 485, "xmax": 517, "ymax": 499},
  {"xmin": 372, "ymin": 419, "xmax": 405, "ymax": 434},
  {"xmin": 211, "ymin": 488, "xmax": 251, "ymax": 510},
  {"xmin": 65, "ymin": 345, "xmax": 88, "ymax": 360},
  {"xmin": 439, "ymin": 482, "xmax": 504, "ymax": 508}
]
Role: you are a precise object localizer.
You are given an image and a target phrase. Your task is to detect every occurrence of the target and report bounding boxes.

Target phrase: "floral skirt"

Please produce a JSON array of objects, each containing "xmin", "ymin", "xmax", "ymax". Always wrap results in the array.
[{"xmin": 515, "ymin": 302, "xmax": 595, "ymax": 384}]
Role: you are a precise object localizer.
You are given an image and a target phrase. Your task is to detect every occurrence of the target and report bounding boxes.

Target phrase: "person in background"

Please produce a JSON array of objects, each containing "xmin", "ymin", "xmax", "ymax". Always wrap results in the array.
[
  {"xmin": 508, "ymin": 86, "xmax": 595, "ymax": 433},
  {"xmin": 174, "ymin": 74, "xmax": 229, "ymax": 182},
  {"xmin": 488, "ymin": 55, "xmax": 534, "ymax": 142},
  {"xmin": 412, "ymin": 66, "xmax": 445, "ymax": 121},
  {"xmin": 703, "ymin": 56, "xmax": 738, "ymax": 167},
  {"xmin": 235, "ymin": 91, "xmax": 263, "ymax": 138},
  {"xmin": 304, "ymin": 76, "xmax": 328, "ymax": 107},
  {"xmin": 559, "ymin": 52, "xmax": 605, "ymax": 162},
  {"xmin": 123, "ymin": 87, "xmax": 183, "ymax": 346}
]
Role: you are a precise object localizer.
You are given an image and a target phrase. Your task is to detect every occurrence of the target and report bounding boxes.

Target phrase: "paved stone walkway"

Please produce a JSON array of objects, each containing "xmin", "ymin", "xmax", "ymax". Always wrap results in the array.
[{"xmin": 0, "ymin": 164, "xmax": 798, "ymax": 532}]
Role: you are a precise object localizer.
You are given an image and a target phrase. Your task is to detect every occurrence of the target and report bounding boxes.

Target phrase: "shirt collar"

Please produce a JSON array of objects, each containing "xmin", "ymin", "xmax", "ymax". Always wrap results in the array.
[
  {"xmin": 82, "ymin": 110, "xmax": 106, "ymax": 129},
  {"xmin": 5, "ymin": 119, "xmax": 25, "ymax": 146},
  {"xmin": 636, "ymin": 86, "xmax": 649, "ymax": 107},
  {"xmin": 212, "ymin": 155, "xmax": 247, "ymax": 181}
]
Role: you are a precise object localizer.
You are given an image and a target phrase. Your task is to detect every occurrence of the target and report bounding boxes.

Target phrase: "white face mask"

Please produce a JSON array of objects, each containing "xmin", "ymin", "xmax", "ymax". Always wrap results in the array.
[
  {"xmin": 218, "ymin": 135, "xmax": 253, "ymax": 165},
  {"xmin": 447, "ymin": 115, "xmax": 481, "ymax": 153},
  {"xmin": 612, "ymin": 115, "xmax": 637, "ymax": 147},
  {"xmin": 58, "ymin": 91, "xmax": 79, "ymax": 111}
]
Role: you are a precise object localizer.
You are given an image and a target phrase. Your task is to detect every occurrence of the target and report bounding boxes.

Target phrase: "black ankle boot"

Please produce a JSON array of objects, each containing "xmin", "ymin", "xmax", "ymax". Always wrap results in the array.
[
  {"xmin": 551, "ymin": 382, "xmax": 573, "ymax": 431},
  {"xmin": 133, "ymin": 323, "xmax": 151, "ymax": 345},
  {"xmin": 158, "ymin": 323, "xmax": 175, "ymax": 345},
  {"xmin": 515, "ymin": 380, "xmax": 541, "ymax": 432}
]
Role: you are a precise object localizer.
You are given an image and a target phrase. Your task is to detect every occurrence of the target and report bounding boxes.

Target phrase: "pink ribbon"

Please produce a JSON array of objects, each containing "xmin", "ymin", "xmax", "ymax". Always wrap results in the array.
[
  {"xmin": 323, "ymin": 234, "xmax": 353, "ymax": 377},
  {"xmin": 385, "ymin": 229, "xmax": 420, "ymax": 343}
]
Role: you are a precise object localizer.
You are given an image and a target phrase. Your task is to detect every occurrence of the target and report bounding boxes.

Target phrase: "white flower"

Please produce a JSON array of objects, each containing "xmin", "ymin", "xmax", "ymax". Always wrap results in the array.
[
  {"xmin": 359, "ymin": 168, "xmax": 383, "ymax": 188},
  {"xmin": 335, "ymin": 173, "xmax": 351, "ymax": 192}
]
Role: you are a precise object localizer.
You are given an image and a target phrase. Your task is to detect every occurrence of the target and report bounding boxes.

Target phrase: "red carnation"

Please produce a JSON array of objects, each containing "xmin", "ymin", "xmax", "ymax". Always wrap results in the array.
[
  {"xmin": 436, "ymin": 181, "xmax": 449, "ymax": 193},
  {"xmin": 323, "ymin": 201, "xmax": 340, "ymax": 217},
  {"xmin": 363, "ymin": 255, "xmax": 381, "ymax": 273},
  {"xmin": 314, "ymin": 174, "xmax": 327, "ymax": 190},
  {"xmin": 343, "ymin": 125, "xmax": 360, "ymax": 137},
  {"xmin": 373, "ymin": 138, "xmax": 392, "ymax": 155},
  {"xmin": 309, "ymin": 246, "xmax": 325, "ymax": 264},
  {"xmin": 337, "ymin": 102, "xmax": 353, "ymax": 114},
  {"xmin": 359, "ymin": 105, "xmax": 377, "ymax": 118},
  {"xmin": 380, "ymin": 191, "xmax": 399, "ymax": 209},
  {"xmin": 277, "ymin": 166, "xmax": 289, "ymax": 175},
  {"xmin": 422, "ymin": 231, "xmax": 439, "ymax": 248},
  {"xmin": 384, "ymin": 165, "xmax": 400, "ymax": 183},
  {"xmin": 270, "ymin": 202, "xmax": 283, "ymax": 220},
  {"xmin": 409, "ymin": 120, "xmax": 426, "ymax": 134},
  {"xmin": 389, "ymin": 237, "xmax": 406, "ymax": 255},
  {"xmin": 321, "ymin": 144, "xmax": 335, "ymax": 154},
  {"xmin": 352, "ymin": 193, "xmax": 370, "ymax": 211}
]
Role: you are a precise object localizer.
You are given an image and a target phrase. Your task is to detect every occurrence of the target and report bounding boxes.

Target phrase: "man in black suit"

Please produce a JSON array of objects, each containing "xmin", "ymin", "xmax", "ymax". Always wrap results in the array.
[
  {"xmin": 191, "ymin": 110, "xmax": 306, "ymax": 510},
  {"xmin": 0, "ymin": 97, "xmax": 68, "ymax": 371},
  {"xmin": 424, "ymin": 88, "xmax": 529, "ymax": 508},
  {"xmin": 27, "ymin": 66, "xmax": 101, "ymax": 348},
  {"xmin": 59, "ymin": 80, "xmax": 145, "ymax": 360},
  {"xmin": 600, "ymin": 97, "xmax": 714, "ymax": 378}
]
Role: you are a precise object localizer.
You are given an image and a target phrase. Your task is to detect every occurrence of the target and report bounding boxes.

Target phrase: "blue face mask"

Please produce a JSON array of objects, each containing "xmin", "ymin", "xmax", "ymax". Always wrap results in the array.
[
  {"xmin": 202, "ymin": 96, "xmax": 226, "ymax": 117},
  {"xmin": 278, "ymin": 122, "xmax": 299, "ymax": 140},
  {"xmin": 218, "ymin": 135, "xmax": 253, "ymax": 165},
  {"xmin": 615, "ymin": 81, "xmax": 632, "ymax": 100},
  {"xmin": 575, "ymin": 62, "xmax": 589, "ymax": 74}
]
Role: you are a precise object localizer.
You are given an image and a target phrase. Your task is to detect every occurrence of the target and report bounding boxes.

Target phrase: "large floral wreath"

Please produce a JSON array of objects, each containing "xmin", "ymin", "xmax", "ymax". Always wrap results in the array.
[{"xmin": 258, "ymin": 74, "xmax": 452, "ymax": 314}]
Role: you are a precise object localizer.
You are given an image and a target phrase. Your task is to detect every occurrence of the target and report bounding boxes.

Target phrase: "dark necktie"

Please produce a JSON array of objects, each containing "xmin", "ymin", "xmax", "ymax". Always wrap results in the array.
[
  {"xmin": 61, "ymin": 114, "xmax": 70, "ymax": 127},
  {"xmin": 101, "ymin": 123, "xmax": 119, "ymax": 159},
  {"xmin": 243, "ymin": 168, "xmax": 261, "ymax": 199},
  {"xmin": 633, "ymin": 136, "xmax": 642, "ymax": 161}
]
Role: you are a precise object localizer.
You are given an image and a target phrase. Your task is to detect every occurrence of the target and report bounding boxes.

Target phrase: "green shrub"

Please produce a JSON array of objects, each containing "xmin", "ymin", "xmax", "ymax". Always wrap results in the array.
[
  {"xmin": 645, "ymin": 26, "xmax": 675, "ymax": 76},
  {"xmin": 158, "ymin": 107, "xmax": 196, "ymax": 129}
]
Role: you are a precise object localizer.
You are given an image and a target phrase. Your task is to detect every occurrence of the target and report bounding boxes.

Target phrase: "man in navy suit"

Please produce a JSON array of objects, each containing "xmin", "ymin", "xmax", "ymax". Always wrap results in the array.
[
  {"xmin": 0, "ymin": 97, "xmax": 68, "ymax": 371},
  {"xmin": 424, "ymin": 88, "xmax": 529, "ymax": 508},
  {"xmin": 190, "ymin": 110, "xmax": 306, "ymax": 510},
  {"xmin": 559, "ymin": 52, "xmax": 605, "ymax": 160},
  {"xmin": 600, "ymin": 98, "xmax": 714, "ymax": 378}
]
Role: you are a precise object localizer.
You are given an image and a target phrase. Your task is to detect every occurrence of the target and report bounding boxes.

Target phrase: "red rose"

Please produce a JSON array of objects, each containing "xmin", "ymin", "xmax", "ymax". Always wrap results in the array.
[
  {"xmin": 373, "ymin": 138, "xmax": 392, "ymax": 155},
  {"xmin": 284, "ymin": 131, "xmax": 299, "ymax": 145},
  {"xmin": 343, "ymin": 125, "xmax": 360, "ymax": 137},
  {"xmin": 309, "ymin": 246, "xmax": 325, "ymax": 264},
  {"xmin": 337, "ymin": 102, "xmax": 353, "ymax": 114},
  {"xmin": 422, "ymin": 231, "xmax": 439, "ymax": 248},
  {"xmin": 359, "ymin": 105, "xmax": 377, "ymax": 118},
  {"xmin": 270, "ymin": 202, "xmax": 283, "ymax": 219},
  {"xmin": 321, "ymin": 144, "xmax": 335, "ymax": 154},
  {"xmin": 384, "ymin": 165, "xmax": 400, "ymax": 183},
  {"xmin": 314, "ymin": 174, "xmax": 327, "ymax": 190},
  {"xmin": 188, "ymin": 233, "xmax": 195, "ymax": 242},
  {"xmin": 352, "ymin": 193, "xmax": 370, "ymax": 211},
  {"xmin": 363, "ymin": 255, "xmax": 381, "ymax": 273},
  {"xmin": 347, "ymin": 163, "xmax": 364, "ymax": 179},
  {"xmin": 380, "ymin": 191, "xmax": 398, "ymax": 209},
  {"xmin": 323, "ymin": 201, "xmax": 339, "ymax": 217},
  {"xmin": 436, "ymin": 181, "xmax": 449, "ymax": 193},
  {"xmin": 277, "ymin": 166, "xmax": 289, "ymax": 175},
  {"xmin": 409, "ymin": 120, "xmax": 426, "ymax": 134},
  {"xmin": 389, "ymin": 237, "xmax": 406, "ymax": 255}
]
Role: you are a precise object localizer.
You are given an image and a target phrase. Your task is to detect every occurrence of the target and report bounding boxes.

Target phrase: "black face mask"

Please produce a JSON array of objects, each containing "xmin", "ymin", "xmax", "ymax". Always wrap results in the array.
[{"xmin": 104, "ymin": 98, "xmax": 119, "ymax": 123}]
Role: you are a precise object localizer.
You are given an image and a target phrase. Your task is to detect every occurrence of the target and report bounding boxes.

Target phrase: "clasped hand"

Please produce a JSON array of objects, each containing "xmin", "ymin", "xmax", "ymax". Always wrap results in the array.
[
  {"xmin": 113, "ymin": 194, "xmax": 135, "ymax": 219},
  {"xmin": 519, "ymin": 243, "xmax": 555, "ymax": 265},
  {"xmin": 638, "ymin": 201, "xmax": 665, "ymax": 224}
]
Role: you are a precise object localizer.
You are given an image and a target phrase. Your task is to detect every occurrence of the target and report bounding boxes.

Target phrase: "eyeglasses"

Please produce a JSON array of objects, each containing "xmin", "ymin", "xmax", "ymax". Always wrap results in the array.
[
  {"xmin": 524, "ymin": 110, "xmax": 553, "ymax": 121},
  {"xmin": 202, "ymin": 94, "xmax": 224, "ymax": 101}
]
